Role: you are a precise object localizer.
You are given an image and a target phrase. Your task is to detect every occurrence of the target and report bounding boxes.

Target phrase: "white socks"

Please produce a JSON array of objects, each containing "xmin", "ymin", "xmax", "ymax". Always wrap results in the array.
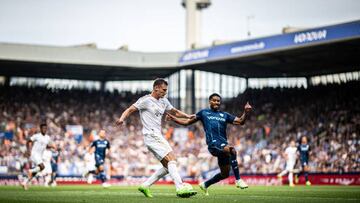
[
  {"xmin": 278, "ymin": 169, "xmax": 288, "ymax": 177},
  {"xmin": 288, "ymin": 172, "xmax": 293, "ymax": 184},
  {"xmin": 25, "ymin": 166, "xmax": 41, "ymax": 183},
  {"xmin": 142, "ymin": 167, "xmax": 168, "ymax": 187},
  {"xmin": 167, "ymin": 161, "xmax": 183, "ymax": 190},
  {"xmin": 45, "ymin": 175, "xmax": 51, "ymax": 186},
  {"xmin": 29, "ymin": 166, "xmax": 41, "ymax": 174}
]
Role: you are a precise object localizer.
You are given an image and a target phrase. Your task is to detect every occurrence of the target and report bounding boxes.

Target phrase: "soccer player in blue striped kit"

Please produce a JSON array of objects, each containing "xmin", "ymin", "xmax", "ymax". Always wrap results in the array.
[
  {"xmin": 295, "ymin": 136, "xmax": 312, "ymax": 186},
  {"xmin": 89, "ymin": 129, "xmax": 111, "ymax": 188},
  {"xmin": 166, "ymin": 93, "xmax": 252, "ymax": 196}
]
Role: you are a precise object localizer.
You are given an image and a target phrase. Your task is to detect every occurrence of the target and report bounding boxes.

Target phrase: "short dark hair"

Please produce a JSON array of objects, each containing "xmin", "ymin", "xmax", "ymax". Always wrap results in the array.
[
  {"xmin": 209, "ymin": 93, "xmax": 221, "ymax": 100},
  {"xmin": 153, "ymin": 78, "xmax": 168, "ymax": 88},
  {"xmin": 40, "ymin": 123, "xmax": 47, "ymax": 128}
]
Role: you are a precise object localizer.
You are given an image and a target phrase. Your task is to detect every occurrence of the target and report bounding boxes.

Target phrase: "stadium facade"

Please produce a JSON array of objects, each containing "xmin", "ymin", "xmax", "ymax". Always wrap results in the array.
[
  {"xmin": 0, "ymin": 20, "xmax": 360, "ymax": 186},
  {"xmin": 1, "ymin": 20, "xmax": 359, "ymax": 112}
]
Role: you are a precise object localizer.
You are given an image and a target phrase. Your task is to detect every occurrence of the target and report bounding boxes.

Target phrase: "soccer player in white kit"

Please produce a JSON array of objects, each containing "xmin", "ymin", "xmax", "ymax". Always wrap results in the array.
[
  {"xmin": 116, "ymin": 78, "xmax": 197, "ymax": 198},
  {"xmin": 277, "ymin": 140, "xmax": 298, "ymax": 186},
  {"xmin": 21, "ymin": 123, "xmax": 55, "ymax": 190}
]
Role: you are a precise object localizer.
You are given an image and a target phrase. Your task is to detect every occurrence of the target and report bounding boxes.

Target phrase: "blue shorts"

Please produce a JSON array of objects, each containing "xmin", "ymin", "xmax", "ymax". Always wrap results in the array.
[
  {"xmin": 95, "ymin": 154, "xmax": 105, "ymax": 167},
  {"xmin": 51, "ymin": 163, "xmax": 57, "ymax": 173},
  {"xmin": 208, "ymin": 144, "xmax": 230, "ymax": 166},
  {"xmin": 300, "ymin": 159, "xmax": 308, "ymax": 167}
]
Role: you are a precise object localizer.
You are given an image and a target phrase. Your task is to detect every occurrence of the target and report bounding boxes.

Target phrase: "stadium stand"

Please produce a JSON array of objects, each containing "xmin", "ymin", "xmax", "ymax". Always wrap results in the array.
[{"xmin": 0, "ymin": 81, "xmax": 358, "ymax": 179}]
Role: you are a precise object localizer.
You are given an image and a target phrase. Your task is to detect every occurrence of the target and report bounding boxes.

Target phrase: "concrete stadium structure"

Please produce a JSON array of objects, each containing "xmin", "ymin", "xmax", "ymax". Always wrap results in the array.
[{"xmin": 0, "ymin": 20, "xmax": 359, "ymax": 111}]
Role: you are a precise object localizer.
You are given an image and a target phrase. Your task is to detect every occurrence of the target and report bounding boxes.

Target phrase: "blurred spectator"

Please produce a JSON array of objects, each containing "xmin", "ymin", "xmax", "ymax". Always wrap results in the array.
[{"xmin": 0, "ymin": 81, "xmax": 359, "ymax": 178}]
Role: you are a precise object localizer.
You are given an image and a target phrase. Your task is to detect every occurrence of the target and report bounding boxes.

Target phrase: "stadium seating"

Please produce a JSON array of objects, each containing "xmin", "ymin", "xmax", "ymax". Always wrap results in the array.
[{"xmin": 0, "ymin": 81, "xmax": 359, "ymax": 178}]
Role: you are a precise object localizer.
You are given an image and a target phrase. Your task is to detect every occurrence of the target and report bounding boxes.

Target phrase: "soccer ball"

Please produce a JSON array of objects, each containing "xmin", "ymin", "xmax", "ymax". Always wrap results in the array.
[{"xmin": 182, "ymin": 182, "xmax": 194, "ymax": 190}]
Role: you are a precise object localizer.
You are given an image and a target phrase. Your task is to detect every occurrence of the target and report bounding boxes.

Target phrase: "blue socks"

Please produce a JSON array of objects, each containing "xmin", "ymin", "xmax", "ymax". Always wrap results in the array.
[
  {"xmin": 231, "ymin": 154, "xmax": 241, "ymax": 180},
  {"xmin": 305, "ymin": 172, "xmax": 309, "ymax": 181},
  {"xmin": 99, "ymin": 171, "xmax": 106, "ymax": 183},
  {"xmin": 204, "ymin": 173, "xmax": 225, "ymax": 188}
]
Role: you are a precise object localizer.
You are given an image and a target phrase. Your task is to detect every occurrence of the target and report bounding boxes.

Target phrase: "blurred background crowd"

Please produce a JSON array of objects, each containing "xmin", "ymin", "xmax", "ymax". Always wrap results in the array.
[{"xmin": 0, "ymin": 81, "xmax": 359, "ymax": 179}]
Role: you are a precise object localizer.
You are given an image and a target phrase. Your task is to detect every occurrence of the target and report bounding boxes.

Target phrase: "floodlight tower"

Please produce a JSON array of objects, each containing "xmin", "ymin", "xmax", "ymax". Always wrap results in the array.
[
  {"xmin": 181, "ymin": 0, "xmax": 211, "ymax": 113},
  {"xmin": 182, "ymin": 0, "xmax": 211, "ymax": 49}
]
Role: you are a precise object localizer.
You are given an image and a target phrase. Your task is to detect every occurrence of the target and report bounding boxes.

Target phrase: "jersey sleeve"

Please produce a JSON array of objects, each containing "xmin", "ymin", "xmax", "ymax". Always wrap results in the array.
[
  {"xmin": 47, "ymin": 139, "xmax": 53, "ymax": 146},
  {"xmin": 164, "ymin": 98, "xmax": 174, "ymax": 111},
  {"xmin": 90, "ymin": 141, "xmax": 96, "ymax": 148},
  {"xmin": 196, "ymin": 110, "xmax": 203, "ymax": 121},
  {"xmin": 225, "ymin": 112, "xmax": 236, "ymax": 123},
  {"xmin": 107, "ymin": 140, "xmax": 110, "ymax": 149},
  {"xmin": 30, "ymin": 134, "xmax": 37, "ymax": 142},
  {"xmin": 133, "ymin": 96, "xmax": 148, "ymax": 110}
]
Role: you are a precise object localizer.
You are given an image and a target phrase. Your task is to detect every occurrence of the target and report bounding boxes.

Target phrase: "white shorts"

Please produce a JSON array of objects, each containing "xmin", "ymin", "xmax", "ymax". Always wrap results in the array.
[
  {"xmin": 31, "ymin": 153, "xmax": 43, "ymax": 166},
  {"xmin": 42, "ymin": 162, "xmax": 52, "ymax": 174},
  {"xmin": 86, "ymin": 164, "xmax": 96, "ymax": 172},
  {"xmin": 286, "ymin": 161, "xmax": 295, "ymax": 171},
  {"xmin": 144, "ymin": 134, "xmax": 173, "ymax": 161}
]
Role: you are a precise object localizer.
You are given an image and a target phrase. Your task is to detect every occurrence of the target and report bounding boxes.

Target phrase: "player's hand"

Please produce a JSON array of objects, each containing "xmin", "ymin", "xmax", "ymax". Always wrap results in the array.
[
  {"xmin": 115, "ymin": 118, "xmax": 124, "ymax": 126},
  {"xmin": 188, "ymin": 114, "xmax": 196, "ymax": 119},
  {"xmin": 244, "ymin": 102, "xmax": 252, "ymax": 114}
]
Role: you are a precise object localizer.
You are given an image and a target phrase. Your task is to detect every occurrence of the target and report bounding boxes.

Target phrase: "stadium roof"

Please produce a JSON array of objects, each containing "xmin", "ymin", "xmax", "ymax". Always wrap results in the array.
[
  {"xmin": 179, "ymin": 20, "xmax": 360, "ymax": 78},
  {"xmin": 0, "ymin": 43, "xmax": 181, "ymax": 81},
  {"xmin": 0, "ymin": 20, "xmax": 359, "ymax": 80}
]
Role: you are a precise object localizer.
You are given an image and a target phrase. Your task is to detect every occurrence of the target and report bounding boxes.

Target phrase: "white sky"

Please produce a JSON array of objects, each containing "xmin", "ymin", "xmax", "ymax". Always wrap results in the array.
[{"xmin": 0, "ymin": 0, "xmax": 359, "ymax": 52}]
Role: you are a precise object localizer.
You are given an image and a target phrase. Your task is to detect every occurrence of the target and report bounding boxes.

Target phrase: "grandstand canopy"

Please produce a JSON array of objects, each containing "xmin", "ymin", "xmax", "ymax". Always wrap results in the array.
[{"xmin": 0, "ymin": 20, "xmax": 359, "ymax": 81}]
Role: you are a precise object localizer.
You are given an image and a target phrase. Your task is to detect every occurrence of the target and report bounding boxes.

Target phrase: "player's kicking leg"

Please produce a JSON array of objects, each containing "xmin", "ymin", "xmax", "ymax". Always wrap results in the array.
[
  {"xmin": 83, "ymin": 170, "xmax": 96, "ymax": 184},
  {"xmin": 277, "ymin": 169, "xmax": 288, "ymax": 182},
  {"xmin": 142, "ymin": 137, "xmax": 196, "ymax": 198},
  {"xmin": 97, "ymin": 167, "xmax": 111, "ymax": 188},
  {"xmin": 160, "ymin": 153, "xmax": 197, "ymax": 198},
  {"xmin": 138, "ymin": 167, "xmax": 168, "ymax": 198},
  {"xmin": 22, "ymin": 163, "xmax": 45, "ymax": 190}
]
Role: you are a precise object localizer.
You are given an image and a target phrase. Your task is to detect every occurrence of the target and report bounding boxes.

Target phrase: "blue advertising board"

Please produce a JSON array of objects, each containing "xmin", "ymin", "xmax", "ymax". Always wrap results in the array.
[{"xmin": 179, "ymin": 20, "xmax": 360, "ymax": 64}]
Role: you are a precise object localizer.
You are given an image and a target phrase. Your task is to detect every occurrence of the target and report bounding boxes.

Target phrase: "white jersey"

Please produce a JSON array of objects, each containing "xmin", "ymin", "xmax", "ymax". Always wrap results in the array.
[
  {"xmin": 285, "ymin": 146, "xmax": 297, "ymax": 163},
  {"xmin": 42, "ymin": 149, "xmax": 52, "ymax": 163},
  {"xmin": 30, "ymin": 133, "xmax": 51, "ymax": 156},
  {"xmin": 133, "ymin": 95, "xmax": 173, "ymax": 135}
]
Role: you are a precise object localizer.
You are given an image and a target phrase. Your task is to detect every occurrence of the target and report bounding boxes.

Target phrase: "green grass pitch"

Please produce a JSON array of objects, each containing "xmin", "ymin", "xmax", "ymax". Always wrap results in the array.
[{"xmin": 0, "ymin": 185, "xmax": 359, "ymax": 203}]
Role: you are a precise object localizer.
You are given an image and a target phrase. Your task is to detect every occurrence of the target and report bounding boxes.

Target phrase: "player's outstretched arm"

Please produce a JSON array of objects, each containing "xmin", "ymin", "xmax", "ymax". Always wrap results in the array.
[
  {"xmin": 233, "ymin": 102, "xmax": 252, "ymax": 125},
  {"xmin": 115, "ymin": 105, "xmax": 138, "ymax": 126},
  {"xmin": 25, "ymin": 139, "xmax": 33, "ymax": 157},
  {"xmin": 106, "ymin": 148, "xmax": 111, "ymax": 157},
  {"xmin": 166, "ymin": 113, "xmax": 198, "ymax": 126},
  {"xmin": 88, "ymin": 146, "xmax": 95, "ymax": 154},
  {"xmin": 167, "ymin": 108, "xmax": 194, "ymax": 119}
]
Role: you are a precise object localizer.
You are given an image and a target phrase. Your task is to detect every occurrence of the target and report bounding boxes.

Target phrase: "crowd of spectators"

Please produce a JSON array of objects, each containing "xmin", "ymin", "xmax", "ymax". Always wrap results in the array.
[{"xmin": 0, "ymin": 81, "xmax": 359, "ymax": 179}]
